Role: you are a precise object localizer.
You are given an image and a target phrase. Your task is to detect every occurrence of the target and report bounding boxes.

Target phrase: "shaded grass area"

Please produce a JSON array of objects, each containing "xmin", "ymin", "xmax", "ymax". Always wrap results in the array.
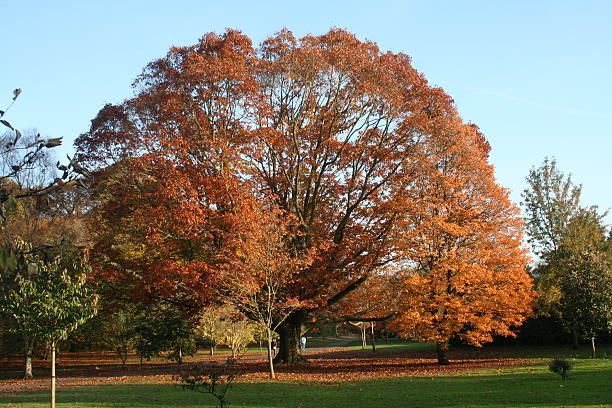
[
  {"xmin": 2, "ymin": 359, "xmax": 611, "ymax": 408},
  {"xmin": 342, "ymin": 340, "xmax": 612, "ymax": 361},
  {"xmin": 344, "ymin": 340, "xmax": 435, "ymax": 352}
]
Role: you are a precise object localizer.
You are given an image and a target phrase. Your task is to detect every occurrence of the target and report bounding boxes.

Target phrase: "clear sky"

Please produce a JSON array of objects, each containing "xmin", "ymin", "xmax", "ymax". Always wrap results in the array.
[{"xmin": 2, "ymin": 0, "xmax": 610, "ymax": 221}]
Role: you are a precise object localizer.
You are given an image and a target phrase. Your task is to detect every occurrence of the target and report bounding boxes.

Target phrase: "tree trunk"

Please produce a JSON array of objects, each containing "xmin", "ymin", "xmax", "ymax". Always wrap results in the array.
[
  {"xmin": 436, "ymin": 342, "xmax": 450, "ymax": 365},
  {"xmin": 209, "ymin": 346, "xmax": 214, "ymax": 356},
  {"xmin": 361, "ymin": 327, "xmax": 366, "ymax": 349},
  {"xmin": 177, "ymin": 347, "xmax": 183, "ymax": 365},
  {"xmin": 51, "ymin": 340, "xmax": 56, "ymax": 408},
  {"xmin": 571, "ymin": 326, "xmax": 579, "ymax": 350},
  {"xmin": 23, "ymin": 335, "xmax": 34, "ymax": 380},
  {"xmin": 591, "ymin": 337, "xmax": 596, "ymax": 359},
  {"xmin": 274, "ymin": 312, "xmax": 306, "ymax": 364},
  {"xmin": 43, "ymin": 340, "xmax": 50, "ymax": 361},
  {"xmin": 267, "ymin": 329, "xmax": 275, "ymax": 379},
  {"xmin": 370, "ymin": 322, "xmax": 376, "ymax": 353}
]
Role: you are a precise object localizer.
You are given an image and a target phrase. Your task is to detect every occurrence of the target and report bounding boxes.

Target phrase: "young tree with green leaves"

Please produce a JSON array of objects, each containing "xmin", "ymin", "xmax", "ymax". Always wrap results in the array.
[
  {"xmin": 133, "ymin": 304, "xmax": 197, "ymax": 365},
  {"xmin": 550, "ymin": 210, "xmax": 612, "ymax": 357},
  {"xmin": 1, "ymin": 242, "xmax": 98, "ymax": 408},
  {"xmin": 523, "ymin": 158, "xmax": 611, "ymax": 350},
  {"xmin": 522, "ymin": 157, "xmax": 582, "ymax": 257}
]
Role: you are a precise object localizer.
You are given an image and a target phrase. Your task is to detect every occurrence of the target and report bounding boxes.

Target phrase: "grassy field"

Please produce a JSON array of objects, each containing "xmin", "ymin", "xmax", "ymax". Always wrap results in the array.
[
  {"xmin": 1, "ymin": 342, "xmax": 611, "ymax": 408},
  {"xmin": 1, "ymin": 359, "xmax": 611, "ymax": 407}
]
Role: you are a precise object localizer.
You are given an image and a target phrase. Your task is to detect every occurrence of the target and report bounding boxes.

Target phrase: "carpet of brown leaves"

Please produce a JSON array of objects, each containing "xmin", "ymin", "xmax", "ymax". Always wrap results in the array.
[{"xmin": 0, "ymin": 345, "xmax": 530, "ymax": 392}]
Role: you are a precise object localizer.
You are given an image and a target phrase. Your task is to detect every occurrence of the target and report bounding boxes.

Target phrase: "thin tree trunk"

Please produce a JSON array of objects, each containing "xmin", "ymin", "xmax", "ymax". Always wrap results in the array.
[
  {"xmin": 23, "ymin": 336, "xmax": 34, "ymax": 380},
  {"xmin": 51, "ymin": 340, "xmax": 56, "ymax": 408},
  {"xmin": 43, "ymin": 340, "xmax": 50, "ymax": 361},
  {"xmin": 436, "ymin": 342, "xmax": 450, "ymax": 365},
  {"xmin": 267, "ymin": 329, "xmax": 275, "ymax": 379},
  {"xmin": 209, "ymin": 346, "xmax": 214, "ymax": 356},
  {"xmin": 591, "ymin": 337, "xmax": 596, "ymax": 359},
  {"xmin": 370, "ymin": 322, "xmax": 376, "ymax": 353},
  {"xmin": 361, "ymin": 327, "xmax": 366, "ymax": 349}
]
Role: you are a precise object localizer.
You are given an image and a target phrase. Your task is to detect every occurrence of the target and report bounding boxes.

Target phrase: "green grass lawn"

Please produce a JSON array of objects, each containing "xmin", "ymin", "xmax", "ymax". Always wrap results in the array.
[{"xmin": 2, "ymin": 357, "xmax": 611, "ymax": 408}]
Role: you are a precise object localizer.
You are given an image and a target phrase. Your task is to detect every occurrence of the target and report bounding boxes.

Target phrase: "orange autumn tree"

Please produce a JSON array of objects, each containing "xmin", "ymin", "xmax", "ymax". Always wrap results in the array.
[
  {"xmin": 245, "ymin": 30, "xmax": 459, "ymax": 363},
  {"xmin": 391, "ymin": 119, "xmax": 535, "ymax": 365},
  {"xmin": 75, "ymin": 28, "xmax": 514, "ymax": 363},
  {"xmin": 75, "ymin": 30, "xmax": 257, "ymax": 312}
]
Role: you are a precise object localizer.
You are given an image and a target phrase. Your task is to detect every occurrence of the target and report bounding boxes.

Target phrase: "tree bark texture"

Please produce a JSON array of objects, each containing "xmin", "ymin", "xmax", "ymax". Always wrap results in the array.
[
  {"xmin": 370, "ymin": 322, "xmax": 376, "ymax": 353},
  {"xmin": 274, "ymin": 312, "xmax": 307, "ymax": 364},
  {"xmin": 23, "ymin": 336, "xmax": 34, "ymax": 380},
  {"xmin": 360, "ymin": 327, "xmax": 366, "ymax": 349}
]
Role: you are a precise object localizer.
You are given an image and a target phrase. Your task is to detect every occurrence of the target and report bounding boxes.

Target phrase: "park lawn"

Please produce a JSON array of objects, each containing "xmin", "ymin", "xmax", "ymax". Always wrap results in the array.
[
  {"xmin": 1, "ymin": 358, "xmax": 611, "ymax": 408},
  {"xmin": 344, "ymin": 340, "xmax": 436, "ymax": 352}
]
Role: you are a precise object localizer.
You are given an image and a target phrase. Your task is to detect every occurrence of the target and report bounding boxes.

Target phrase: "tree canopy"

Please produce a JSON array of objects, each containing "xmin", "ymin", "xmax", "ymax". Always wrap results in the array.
[{"xmin": 75, "ymin": 28, "xmax": 534, "ymax": 363}]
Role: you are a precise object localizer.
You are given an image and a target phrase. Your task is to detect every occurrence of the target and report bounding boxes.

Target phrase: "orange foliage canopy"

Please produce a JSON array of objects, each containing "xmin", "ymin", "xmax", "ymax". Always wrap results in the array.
[
  {"xmin": 75, "ymin": 28, "xmax": 534, "ymax": 360},
  {"xmin": 390, "ymin": 119, "xmax": 536, "ymax": 361}
]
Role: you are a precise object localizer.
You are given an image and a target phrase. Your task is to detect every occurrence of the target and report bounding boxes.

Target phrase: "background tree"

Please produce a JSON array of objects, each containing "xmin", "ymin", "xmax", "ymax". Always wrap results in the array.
[
  {"xmin": 100, "ymin": 304, "xmax": 140, "ymax": 367},
  {"xmin": 133, "ymin": 303, "xmax": 197, "ymax": 365},
  {"xmin": 522, "ymin": 158, "xmax": 583, "ymax": 316},
  {"xmin": 196, "ymin": 304, "xmax": 257, "ymax": 359},
  {"xmin": 522, "ymin": 157, "xmax": 582, "ymax": 256},
  {"xmin": 0, "ymin": 89, "xmax": 86, "ymax": 220},
  {"xmin": 548, "ymin": 210, "xmax": 612, "ymax": 357},
  {"xmin": 523, "ymin": 158, "xmax": 609, "ymax": 348}
]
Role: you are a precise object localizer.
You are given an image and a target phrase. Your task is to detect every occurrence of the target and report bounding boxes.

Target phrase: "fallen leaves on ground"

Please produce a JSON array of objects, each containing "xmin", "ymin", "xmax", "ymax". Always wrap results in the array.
[{"xmin": 0, "ymin": 346, "xmax": 530, "ymax": 392}]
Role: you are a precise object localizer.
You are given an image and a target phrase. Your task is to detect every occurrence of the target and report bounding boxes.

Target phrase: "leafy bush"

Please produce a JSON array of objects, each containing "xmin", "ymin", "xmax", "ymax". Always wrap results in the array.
[
  {"xmin": 177, "ymin": 358, "xmax": 241, "ymax": 408},
  {"xmin": 549, "ymin": 358, "xmax": 573, "ymax": 380}
]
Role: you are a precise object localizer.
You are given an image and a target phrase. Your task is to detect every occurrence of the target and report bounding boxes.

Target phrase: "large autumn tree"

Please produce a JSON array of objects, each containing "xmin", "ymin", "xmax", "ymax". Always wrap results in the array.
[
  {"xmin": 75, "ymin": 28, "xmax": 520, "ymax": 363},
  {"xmin": 391, "ymin": 119, "xmax": 535, "ymax": 364}
]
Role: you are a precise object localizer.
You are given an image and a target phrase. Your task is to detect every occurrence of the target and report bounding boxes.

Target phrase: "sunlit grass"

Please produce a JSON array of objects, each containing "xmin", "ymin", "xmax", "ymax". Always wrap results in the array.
[{"xmin": 2, "ymin": 347, "xmax": 611, "ymax": 408}]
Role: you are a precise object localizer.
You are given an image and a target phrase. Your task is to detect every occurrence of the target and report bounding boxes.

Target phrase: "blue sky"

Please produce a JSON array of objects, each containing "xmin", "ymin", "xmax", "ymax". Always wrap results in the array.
[{"xmin": 2, "ymin": 0, "xmax": 610, "ymax": 221}]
